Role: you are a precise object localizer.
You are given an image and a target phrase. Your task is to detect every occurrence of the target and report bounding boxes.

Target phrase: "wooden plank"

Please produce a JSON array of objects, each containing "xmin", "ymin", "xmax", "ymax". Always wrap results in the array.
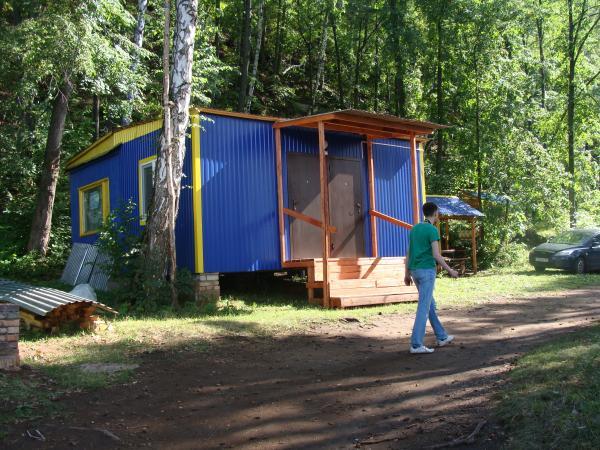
[
  {"xmin": 330, "ymin": 286, "xmax": 417, "ymax": 297},
  {"xmin": 331, "ymin": 293, "xmax": 418, "ymax": 308},
  {"xmin": 283, "ymin": 207, "xmax": 337, "ymax": 233},
  {"xmin": 366, "ymin": 138, "xmax": 378, "ymax": 257},
  {"xmin": 323, "ymin": 122, "xmax": 410, "ymax": 139},
  {"xmin": 409, "ymin": 132, "xmax": 420, "ymax": 224},
  {"xmin": 313, "ymin": 257, "xmax": 407, "ymax": 266},
  {"xmin": 273, "ymin": 113, "xmax": 338, "ymax": 129},
  {"xmin": 318, "ymin": 121, "xmax": 330, "ymax": 307},
  {"xmin": 370, "ymin": 210, "xmax": 413, "ymax": 230},
  {"xmin": 471, "ymin": 217, "xmax": 478, "ymax": 274},
  {"xmin": 332, "ymin": 113, "xmax": 436, "ymax": 134},
  {"xmin": 329, "ymin": 279, "xmax": 377, "ymax": 289},
  {"xmin": 275, "ymin": 128, "xmax": 286, "ymax": 265},
  {"xmin": 282, "ymin": 259, "xmax": 315, "ymax": 269}
]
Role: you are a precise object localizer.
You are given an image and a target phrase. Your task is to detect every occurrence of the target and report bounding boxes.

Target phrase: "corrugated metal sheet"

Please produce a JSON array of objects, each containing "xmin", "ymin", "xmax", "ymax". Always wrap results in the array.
[
  {"xmin": 200, "ymin": 113, "xmax": 280, "ymax": 273},
  {"xmin": 70, "ymin": 128, "xmax": 195, "ymax": 273},
  {"xmin": 427, "ymin": 196, "xmax": 485, "ymax": 217},
  {"xmin": 372, "ymin": 138, "xmax": 413, "ymax": 257},
  {"xmin": 0, "ymin": 279, "xmax": 116, "ymax": 317},
  {"xmin": 61, "ymin": 244, "xmax": 111, "ymax": 291},
  {"xmin": 61, "ymin": 243, "xmax": 94, "ymax": 285}
]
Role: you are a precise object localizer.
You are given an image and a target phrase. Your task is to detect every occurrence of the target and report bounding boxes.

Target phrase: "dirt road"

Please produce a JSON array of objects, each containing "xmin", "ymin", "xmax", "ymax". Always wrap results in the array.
[{"xmin": 6, "ymin": 288, "xmax": 600, "ymax": 449}]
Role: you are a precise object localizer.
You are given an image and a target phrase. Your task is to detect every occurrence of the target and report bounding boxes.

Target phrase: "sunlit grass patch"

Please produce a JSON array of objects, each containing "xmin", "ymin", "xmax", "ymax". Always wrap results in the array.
[{"xmin": 497, "ymin": 325, "xmax": 600, "ymax": 449}]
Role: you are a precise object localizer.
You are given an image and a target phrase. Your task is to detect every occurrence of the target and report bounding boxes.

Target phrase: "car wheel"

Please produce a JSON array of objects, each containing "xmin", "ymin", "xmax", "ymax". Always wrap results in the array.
[
  {"xmin": 574, "ymin": 257, "xmax": 586, "ymax": 274},
  {"xmin": 534, "ymin": 265, "xmax": 545, "ymax": 273}
]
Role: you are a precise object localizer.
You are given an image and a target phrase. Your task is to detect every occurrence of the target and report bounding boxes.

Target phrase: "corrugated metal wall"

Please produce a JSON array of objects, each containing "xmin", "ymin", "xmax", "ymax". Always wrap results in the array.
[
  {"xmin": 200, "ymin": 114, "xmax": 280, "ymax": 273},
  {"xmin": 372, "ymin": 138, "xmax": 414, "ymax": 257},
  {"xmin": 70, "ymin": 129, "xmax": 195, "ymax": 273}
]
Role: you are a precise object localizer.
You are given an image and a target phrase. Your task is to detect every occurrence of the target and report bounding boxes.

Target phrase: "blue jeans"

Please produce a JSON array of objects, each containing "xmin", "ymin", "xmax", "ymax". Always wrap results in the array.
[{"xmin": 410, "ymin": 268, "xmax": 448, "ymax": 348}]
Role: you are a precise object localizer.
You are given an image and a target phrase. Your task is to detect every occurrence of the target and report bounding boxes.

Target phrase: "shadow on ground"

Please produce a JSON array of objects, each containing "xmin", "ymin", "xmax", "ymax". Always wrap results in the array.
[{"xmin": 4, "ymin": 287, "xmax": 600, "ymax": 449}]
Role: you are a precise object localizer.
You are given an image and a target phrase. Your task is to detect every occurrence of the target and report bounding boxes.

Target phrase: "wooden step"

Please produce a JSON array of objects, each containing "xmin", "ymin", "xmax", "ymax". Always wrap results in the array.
[
  {"xmin": 312, "ymin": 257, "xmax": 407, "ymax": 267},
  {"xmin": 330, "ymin": 293, "xmax": 418, "ymax": 308},
  {"xmin": 313, "ymin": 266, "xmax": 407, "ymax": 281},
  {"xmin": 329, "ymin": 285, "xmax": 417, "ymax": 298}
]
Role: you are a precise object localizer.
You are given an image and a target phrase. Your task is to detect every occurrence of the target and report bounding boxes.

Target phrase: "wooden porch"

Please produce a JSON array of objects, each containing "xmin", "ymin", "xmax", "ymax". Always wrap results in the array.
[
  {"xmin": 273, "ymin": 110, "xmax": 447, "ymax": 308},
  {"xmin": 284, "ymin": 257, "xmax": 418, "ymax": 308}
]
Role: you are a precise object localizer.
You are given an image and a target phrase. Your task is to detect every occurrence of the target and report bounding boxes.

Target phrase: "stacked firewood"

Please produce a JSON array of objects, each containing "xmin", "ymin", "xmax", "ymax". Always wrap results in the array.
[{"xmin": 19, "ymin": 303, "xmax": 108, "ymax": 333}]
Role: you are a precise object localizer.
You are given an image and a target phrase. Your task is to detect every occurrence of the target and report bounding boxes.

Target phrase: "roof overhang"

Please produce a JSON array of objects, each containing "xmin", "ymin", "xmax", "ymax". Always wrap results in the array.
[
  {"xmin": 273, "ymin": 109, "xmax": 448, "ymax": 140},
  {"xmin": 66, "ymin": 108, "xmax": 282, "ymax": 171}
]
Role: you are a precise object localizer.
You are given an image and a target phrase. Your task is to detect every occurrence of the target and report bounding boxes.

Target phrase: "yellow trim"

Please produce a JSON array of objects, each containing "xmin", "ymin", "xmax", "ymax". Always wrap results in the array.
[
  {"xmin": 138, "ymin": 155, "xmax": 157, "ymax": 225},
  {"xmin": 419, "ymin": 143, "xmax": 426, "ymax": 205},
  {"xmin": 78, "ymin": 178, "xmax": 110, "ymax": 237},
  {"xmin": 191, "ymin": 114, "xmax": 204, "ymax": 273},
  {"xmin": 67, "ymin": 119, "xmax": 163, "ymax": 170}
]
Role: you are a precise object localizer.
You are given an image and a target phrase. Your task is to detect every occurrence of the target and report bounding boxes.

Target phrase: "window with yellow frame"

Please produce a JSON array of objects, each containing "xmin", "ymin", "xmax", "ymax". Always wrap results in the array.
[
  {"xmin": 138, "ymin": 155, "xmax": 157, "ymax": 225},
  {"xmin": 78, "ymin": 178, "xmax": 110, "ymax": 236}
]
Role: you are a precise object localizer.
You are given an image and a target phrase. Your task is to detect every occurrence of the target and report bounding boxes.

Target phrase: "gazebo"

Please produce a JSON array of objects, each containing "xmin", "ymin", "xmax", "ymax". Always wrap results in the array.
[{"xmin": 426, "ymin": 195, "xmax": 484, "ymax": 274}]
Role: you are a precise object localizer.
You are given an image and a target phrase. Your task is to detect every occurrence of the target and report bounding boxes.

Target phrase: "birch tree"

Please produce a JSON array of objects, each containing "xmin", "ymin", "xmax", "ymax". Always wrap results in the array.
[{"xmin": 144, "ymin": 0, "xmax": 198, "ymax": 307}]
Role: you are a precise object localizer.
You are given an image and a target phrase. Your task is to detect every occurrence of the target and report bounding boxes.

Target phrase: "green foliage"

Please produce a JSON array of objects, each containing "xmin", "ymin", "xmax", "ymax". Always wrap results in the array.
[
  {"xmin": 96, "ymin": 200, "xmax": 193, "ymax": 313},
  {"xmin": 0, "ymin": 0, "xmax": 598, "ymax": 284}
]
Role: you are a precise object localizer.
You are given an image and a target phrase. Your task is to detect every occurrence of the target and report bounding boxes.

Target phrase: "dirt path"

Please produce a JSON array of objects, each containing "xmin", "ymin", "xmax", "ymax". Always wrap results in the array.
[{"xmin": 6, "ymin": 288, "xmax": 600, "ymax": 449}]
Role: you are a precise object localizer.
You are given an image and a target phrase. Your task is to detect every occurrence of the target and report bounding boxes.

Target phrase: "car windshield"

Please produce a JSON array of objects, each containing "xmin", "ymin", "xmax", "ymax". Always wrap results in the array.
[{"xmin": 549, "ymin": 230, "xmax": 595, "ymax": 245}]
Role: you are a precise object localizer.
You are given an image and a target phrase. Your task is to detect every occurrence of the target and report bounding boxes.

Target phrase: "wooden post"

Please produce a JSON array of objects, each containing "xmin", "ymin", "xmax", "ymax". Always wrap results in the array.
[
  {"xmin": 471, "ymin": 217, "xmax": 478, "ymax": 274},
  {"xmin": 275, "ymin": 128, "xmax": 286, "ymax": 265},
  {"xmin": 409, "ymin": 132, "xmax": 420, "ymax": 224},
  {"xmin": 445, "ymin": 220, "xmax": 450, "ymax": 250},
  {"xmin": 318, "ymin": 121, "xmax": 330, "ymax": 307},
  {"xmin": 366, "ymin": 137, "xmax": 378, "ymax": 257}
]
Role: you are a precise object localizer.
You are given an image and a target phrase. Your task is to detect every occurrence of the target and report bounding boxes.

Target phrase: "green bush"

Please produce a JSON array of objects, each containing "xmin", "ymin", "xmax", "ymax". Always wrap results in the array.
[{"xmin": 96, "ymin": 200, "xmax": 194, "ymax": 313}]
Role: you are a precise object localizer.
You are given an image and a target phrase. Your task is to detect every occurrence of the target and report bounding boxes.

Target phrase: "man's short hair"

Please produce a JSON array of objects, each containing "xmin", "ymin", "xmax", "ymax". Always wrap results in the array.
[{"xmin": 422, "ymin": 202, "xmax": 439, "ymax": 217}]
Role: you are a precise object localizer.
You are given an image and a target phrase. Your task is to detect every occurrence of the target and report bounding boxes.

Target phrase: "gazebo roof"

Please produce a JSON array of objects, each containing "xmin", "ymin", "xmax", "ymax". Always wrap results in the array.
[
  {"xmin": 273, "ymin": 109, "xmax": 447, "ymax": 139},
  {"xmin": 427, "ymin": 195, "xmax": 485, "ymax": 219}
]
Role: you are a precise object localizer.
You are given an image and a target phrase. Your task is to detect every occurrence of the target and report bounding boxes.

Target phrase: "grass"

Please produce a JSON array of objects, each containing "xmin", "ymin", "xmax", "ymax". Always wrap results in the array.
[
  {"xmin": 497, "ymin": 324, "xmax": 600, "ymax": 449},
  {"xmin": 2, "ymin": 268, "xmax": 599, "ymax": 431}
]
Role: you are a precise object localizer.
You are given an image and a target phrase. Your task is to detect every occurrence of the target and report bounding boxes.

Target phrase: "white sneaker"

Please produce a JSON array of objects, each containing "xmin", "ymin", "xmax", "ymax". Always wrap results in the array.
[
  {"xmin": 409, "ymin": 345, "xmax": 434, "ymax": 354},
  {"xmin": 437, "ymin": 335, "xmax": 455, "ymax": 347}
]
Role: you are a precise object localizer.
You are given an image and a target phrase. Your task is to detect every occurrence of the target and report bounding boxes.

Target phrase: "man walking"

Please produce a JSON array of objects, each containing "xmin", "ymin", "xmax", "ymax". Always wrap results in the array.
[{"xmin": 404, "ymin": 202, "xmax": 458, "ymax": 354}]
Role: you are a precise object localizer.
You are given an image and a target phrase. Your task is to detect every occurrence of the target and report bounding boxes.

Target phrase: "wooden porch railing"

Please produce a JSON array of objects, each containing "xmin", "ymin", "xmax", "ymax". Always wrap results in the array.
[
  {"xmin": 369, "ymin": 210, "xmax": 413, "ymax": 230},
  {"xmin": 283, "ymin": 207, "xmax": 337, "ymax": 233}
]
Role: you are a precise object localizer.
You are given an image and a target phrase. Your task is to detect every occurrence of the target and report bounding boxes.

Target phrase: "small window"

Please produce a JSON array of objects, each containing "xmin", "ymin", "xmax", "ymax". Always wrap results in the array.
[
  {"xmin": 78, "ymin": 178, "xmax": 109, "ymax": 236},
  {"xmin": 139, "ymin": 156, "xmax": 157, "ymax": 224}
]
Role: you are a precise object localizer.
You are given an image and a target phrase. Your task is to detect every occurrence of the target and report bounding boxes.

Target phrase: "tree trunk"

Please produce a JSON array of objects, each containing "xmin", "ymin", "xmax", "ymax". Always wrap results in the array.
[
  {"xmin": 388, "ymin": 0, "xmax": 406, "ymax": 116},
  {"xmin": 214, "ymin": 0, "xmax": 221, "ymax": 57},
  {"xmin": 273, "ymin": 0, "xmax": 284, "ymax": 76},
  {"xmin": 331, "ymin": 10, "xmax": 344, "ymax": 108},
  {"xmin": 27, "ymin": 77, "xmax": 73, "ymax": 255},
  {"xmin": 93, "ymin": 94, "xmax": 100, "ymax": 140},
  {"xmin": 434, "ymin": 15, "xmax": 444, "ymax": 175},
  {"xmin": 145, "ymin": 0, "xmax": 198, "ymax": 308},
  {"xmin": 238, "ymin": 0, "xmax": 252, "ymax": 111},
  {"xmin": 567, "ymin": 0, "xmax": 576, "ymax": 226},
  {"xmin": 310, "ymin": 9, "xmax": 329, "ymax": 113},
  {"xmin": 245, "ymin": 0, "xmax": 265, "ymax": 112},
  {"xmin": 536, "ymin": 0, "xmax": 546, "ymax": 109},
  {"xmin": 123, "ymin": 0, "xmax": 148, "ymax": 125}
]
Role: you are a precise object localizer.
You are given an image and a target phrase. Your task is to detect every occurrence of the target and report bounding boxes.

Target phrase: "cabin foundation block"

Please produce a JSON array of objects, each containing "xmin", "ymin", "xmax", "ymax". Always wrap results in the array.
[
  {"xmin": 194, "ymin": 273, "xmax": 220, "ymax": 305},
  {"xmin": 0, "ymin": 304, "xmax": 20, "ymax": 370}
]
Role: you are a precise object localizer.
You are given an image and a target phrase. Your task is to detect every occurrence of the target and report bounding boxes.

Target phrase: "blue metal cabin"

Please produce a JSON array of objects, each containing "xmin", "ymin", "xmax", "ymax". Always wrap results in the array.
[{"xmin": 67, "ymin": 109, "xmax": 444, "ymax": 306}]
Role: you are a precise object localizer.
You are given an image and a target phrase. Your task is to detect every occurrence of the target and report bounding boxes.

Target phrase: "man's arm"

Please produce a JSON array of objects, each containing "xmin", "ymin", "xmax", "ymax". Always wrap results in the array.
[
  {"xmin": 404, "ymin": 247, "xmax": 412, "ymax": 286},
  {"xmin": 432, "ymin": 242, "xmax": 459, "ymax": 278}
]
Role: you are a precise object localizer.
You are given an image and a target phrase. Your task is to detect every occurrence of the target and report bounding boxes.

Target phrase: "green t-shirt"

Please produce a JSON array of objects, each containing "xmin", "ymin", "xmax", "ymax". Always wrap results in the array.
[{"xmin": 408, "ymin": 222, "xmax": 440, "ymax": 270}]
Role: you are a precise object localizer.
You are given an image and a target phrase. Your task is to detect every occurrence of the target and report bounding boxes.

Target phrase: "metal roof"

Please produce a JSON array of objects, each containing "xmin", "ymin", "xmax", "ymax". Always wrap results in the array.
[
  {"xmin": 427, "ymin": 195, "xmax": 485, "ymax": 218},
  {"xmin": 0, "ymin": 279, "xmax": 117, "ymax": 317},
  {"xmin": 273, "ymin": 109, "xmax": 448, "ymax": 139}
]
